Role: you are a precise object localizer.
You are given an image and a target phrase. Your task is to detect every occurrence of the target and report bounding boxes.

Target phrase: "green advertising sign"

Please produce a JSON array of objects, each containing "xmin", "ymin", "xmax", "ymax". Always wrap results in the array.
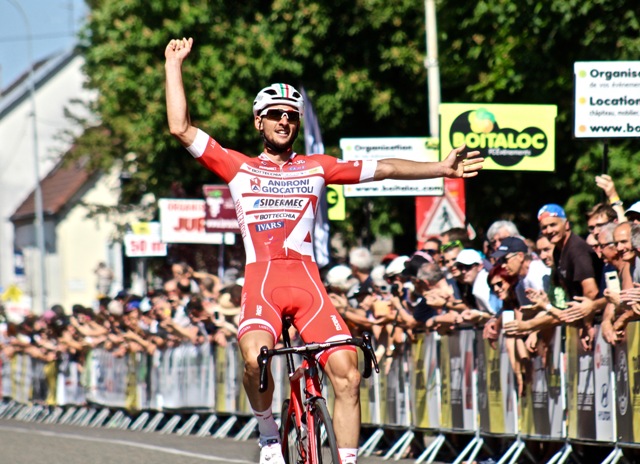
[{"xmin": 440, "ymin": 103, "xmax": 557, "ymax": 172}]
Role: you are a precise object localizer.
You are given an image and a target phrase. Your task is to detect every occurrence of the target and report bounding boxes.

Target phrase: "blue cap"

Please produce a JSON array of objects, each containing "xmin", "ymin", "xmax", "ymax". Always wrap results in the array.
[{"xmin": 537, "ymin": 204, "xmax": 566, "ymax": 221}]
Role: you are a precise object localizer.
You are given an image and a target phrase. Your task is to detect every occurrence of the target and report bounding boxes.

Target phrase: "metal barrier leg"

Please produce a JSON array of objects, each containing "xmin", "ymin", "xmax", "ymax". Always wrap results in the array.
[
  {"xmin": 159, "ymin": 415, "xmax": 182, "ymax": 434},
  {"xmin": 45, "ymin": 407, "xmax": 64, "ymax": 424},
  {"xmin": 177, "ymin": 414, "xmax": 200, "ymax": 436},
  {"xmin": 118, "ymin": 416, "xmax": 132, "ymax": 430},
  {"xmin": 106, "ymin": 410, "xmax": 125, "ymax": 428},
  {"xmin": 69, "ymin": 408, "xmax": 88, "ymax": 426},
  {"xmin": 359, "ymin": 428, "xmax": 386, "ymax": 457},
  {"xmin": 601, "ymin": 447, "xmax": 624, "ymax": 464},
  {"xmin": 196, "ymin": 414, "xmax": 218, "ymax": 437},
  {"xmin": 496, "ymin": 438, "xmax": 526, "ymax": 464},
  {"xmin": 142, "ymin": 412, "xmax": 164, "ymax": 433},
  {"xmin": 212, "ymin": 416, "xmax": 238, "ymax": 438},
  {"xmin": 0, "ymin": 401, "xmax": 11, "ymax": 417},
  {"xmin": 14, "ymin": 404, "xmax": 32, "ymax": 421},
  {"xmin": 383, "ymin": 430, "xmax": 414, "ymax": 461},
  {"xmin": 79, "ymin": 409, "xmax": 97, "ymax": 427},
  {"xmin": 130, "ymin": 412, "xmax": 149, "ymax": 431},
  {"xmin": 414, "ymin": 433, "xmax": 445, "ymax": 464},
  {"xmin": 546, "ymin": 444, "xmax": 572, "ymax": 464},
  {"xmin": 234, "ymin": 417, "xmax": 258, "ymax": 441},
  {"xmin": 89, "ymin": 408, "xmax": 110, "ymax": 428},
  {"xmin": 451, "ymin": 436, "xmax": 484, "ymax": 464},
  {"xmin": 59, "ymin": 407, "xmax": 78, "ymax": 425},
  {"xmin": 35, "ymin": 406, "xmax": 51, "ymax": 423}
]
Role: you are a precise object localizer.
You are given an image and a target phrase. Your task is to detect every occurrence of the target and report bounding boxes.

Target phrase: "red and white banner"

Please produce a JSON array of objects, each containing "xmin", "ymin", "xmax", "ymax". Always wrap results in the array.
[
  {"xmin": 158, "ymin": 198, "xmax": 235, "ymax": 245},
  {"xmin": 202, "ymin": 185, "xmax": 240, "ymax": 234}
]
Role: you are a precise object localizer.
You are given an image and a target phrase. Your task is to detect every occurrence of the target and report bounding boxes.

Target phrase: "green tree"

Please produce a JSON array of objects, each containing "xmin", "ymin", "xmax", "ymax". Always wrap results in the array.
[
  {"xmin": 73, "ymin": 0, "xmax": 640, "ymax": 253},
  {"xmin": 437, "ymin": 0, "xmax": 640, "ymax": 237}
]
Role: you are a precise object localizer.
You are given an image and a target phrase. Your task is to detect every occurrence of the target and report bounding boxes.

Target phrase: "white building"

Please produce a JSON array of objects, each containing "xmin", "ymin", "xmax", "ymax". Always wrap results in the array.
[{"xmin": 0, "ymin": 48, "xmax": 123, "ymax": 313}]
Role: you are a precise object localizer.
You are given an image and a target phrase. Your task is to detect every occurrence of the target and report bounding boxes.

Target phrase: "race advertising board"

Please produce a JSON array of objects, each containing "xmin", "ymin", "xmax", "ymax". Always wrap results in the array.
[
  {"xmin": 124, "ymin": 221, "xmax": 167, "ymax": 257},
  {"xmin": 158, "ymin": 198, "xmax": 235, "ymax": 245},
  {"xmin": 574, "ymin": 61, "xmax": 640, "ymax": 138},
  {"xmin": 202, "ymin": 185, "xmax": 241, "ymax": 233},
  {"xmin": 440, "ymin": 103, "xmax": 557, "ymax": 172},
  {"xmin": 339, "ymin": 137, "xmax": 443, "ymax": 197}
]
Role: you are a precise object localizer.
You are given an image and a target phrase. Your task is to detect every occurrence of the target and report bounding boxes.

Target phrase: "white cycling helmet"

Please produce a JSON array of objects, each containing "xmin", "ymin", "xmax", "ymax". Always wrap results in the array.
[{"xmin": 253, "ymin": 83, "xmax": 304, "ymax": 117}]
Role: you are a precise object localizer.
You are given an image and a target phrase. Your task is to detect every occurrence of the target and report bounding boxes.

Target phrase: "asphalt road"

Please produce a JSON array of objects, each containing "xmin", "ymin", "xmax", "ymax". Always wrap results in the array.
[{"xmin": 0, "ymin": 418, "xmax": 419, "ymax": 464}]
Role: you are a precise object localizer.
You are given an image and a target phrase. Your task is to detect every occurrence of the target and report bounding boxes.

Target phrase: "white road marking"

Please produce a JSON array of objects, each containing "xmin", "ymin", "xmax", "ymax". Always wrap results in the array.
[{"xmin": 0, "ymin": 424, "xmax": 254, "ymax": 463}]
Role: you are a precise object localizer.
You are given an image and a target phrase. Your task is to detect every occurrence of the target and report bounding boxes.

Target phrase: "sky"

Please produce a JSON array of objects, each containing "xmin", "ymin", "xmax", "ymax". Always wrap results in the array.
[{"xmin": 0, "ymin": 0, "xmax": 88, "ymax": 90}]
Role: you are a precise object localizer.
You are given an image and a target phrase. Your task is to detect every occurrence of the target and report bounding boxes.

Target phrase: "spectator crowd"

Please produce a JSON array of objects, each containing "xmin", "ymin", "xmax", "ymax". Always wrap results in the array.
[{"xmin": 3, "ymin": 174, "xmax": 640, "ymax": 396}]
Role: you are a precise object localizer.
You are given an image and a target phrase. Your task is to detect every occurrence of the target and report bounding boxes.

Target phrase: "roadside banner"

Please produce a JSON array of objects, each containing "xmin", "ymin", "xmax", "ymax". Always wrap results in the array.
[
  {"xmin": 411, "ymin": 332, "xmax": 441, "ymax": 430},
  {"xmin": 160, "ymin": 344, "xmax": 215, "ymax": 410},
  {"xmin": 519, "ymin": 327, "xmax": 563, "ymax": 438},
  {"xmin": 477, "ymin": 333, "xmax": 517, "ymax": 435},
  {"xmin": 614, "ymin": 321, "xmax": 640, "ymax": 444},
  {"xmin": 11, "ymin": 354, "xmax": 32, "ymax": 404},
  {"xmin": 86, "ymin": 349, "xmax": 128, "ymax": 409},
  {"xmin": 573, "ymin": 61, "xmax": 640, "ymax": 138},
  {"xmin": 566, "ymin": 325, "xmax": 615, "ymax": 442},
  {"xmin": 339, "ymin": 138, "xmax": 443, "ymax": 197},
  {"xmin": 440, "ymin": 103, "xmax": 557, "ymax": 172},
  {"xmin": 202, "ymin": 185, "xmax": 241, "ymax": 234},
  {"xmin": 124, "ymin": 222, "xmax": 167, "ymax": 258},
  {"xmin": 57, "ymin": 353, "xmax": 86, "ymax": 406},
  {"xmin": 1, "ymin": 353, "xmax": 10, "ymax": 398},
  {"xmin": 440, "ymin": 330, "xmax": 475, "ymax": 431},
  {"xmin": 159, "ymin": 198, "xmax": 235, "ymax": 245}
]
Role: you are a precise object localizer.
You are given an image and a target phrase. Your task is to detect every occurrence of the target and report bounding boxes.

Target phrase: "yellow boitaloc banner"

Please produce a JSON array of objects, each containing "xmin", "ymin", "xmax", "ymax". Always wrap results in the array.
[{"xmin": 440, "ymin": 103, "xmax": 557, "ymax": 171}]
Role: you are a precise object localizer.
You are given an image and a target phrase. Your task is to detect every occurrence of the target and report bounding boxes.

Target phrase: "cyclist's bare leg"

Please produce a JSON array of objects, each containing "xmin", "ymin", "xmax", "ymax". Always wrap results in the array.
[
  {"xmin": 323, "ymin": 349, "xmax": 361, "ymax": 448},
  {"xmin": 239, "ymin": 330, "xmax": 276, "ymax": 412}
]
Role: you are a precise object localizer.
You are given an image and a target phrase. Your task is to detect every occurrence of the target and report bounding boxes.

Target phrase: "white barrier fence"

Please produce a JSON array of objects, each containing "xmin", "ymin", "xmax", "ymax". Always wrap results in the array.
[{"xmin": 1, "ymin": 324, "xmax": 639, "ymax": 463}]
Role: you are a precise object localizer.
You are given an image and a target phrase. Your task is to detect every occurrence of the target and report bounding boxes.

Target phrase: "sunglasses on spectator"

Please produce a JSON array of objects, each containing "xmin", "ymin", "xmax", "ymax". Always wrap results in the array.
[
  {"xmin": 260, "ymin": 109, "xmax": 300, "ymax": 122},
  {"xmin": 595, "ymin": 241, "xmax": 615, "ymax": 250},
  {"xmin": 454, "ymin": 263, "xmax": 476, "ymax": 272},
  {"xmin": 422, "ymin": 248, "xmax": 439, "ymax": 256},
  {"xmin": 587, "ymin": 221, "xmax": 610, "ymax": 232},
  {"xmin": 440, "ymin": 240, "xmax": 463, "ymax": 252},
  {"xmin": 490, "ymin": 280, "xmax": 505, "ymax": 290}
]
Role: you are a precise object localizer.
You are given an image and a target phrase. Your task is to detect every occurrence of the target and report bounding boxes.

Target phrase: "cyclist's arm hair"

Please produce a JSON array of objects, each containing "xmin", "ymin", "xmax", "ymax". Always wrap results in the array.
[{"xmin": 165, "ymin": 38, "xmax": 198, "ymax": 147}]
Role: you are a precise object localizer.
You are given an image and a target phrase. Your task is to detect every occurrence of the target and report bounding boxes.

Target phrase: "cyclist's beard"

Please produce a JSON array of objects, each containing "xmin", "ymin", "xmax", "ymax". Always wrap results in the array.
[{"xmin": 261, "ymin": 126, "xmax": 299, "ymax": 155}]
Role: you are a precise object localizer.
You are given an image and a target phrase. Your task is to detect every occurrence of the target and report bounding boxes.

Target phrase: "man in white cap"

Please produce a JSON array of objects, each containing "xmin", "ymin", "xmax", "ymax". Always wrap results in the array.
[
  {"xmin": 625, "ymin": 201, "xmax": 640, "ymax": 224},
  {"xmin": 454, "ymin": 249, "xmax": 493, "ymax": 324}
]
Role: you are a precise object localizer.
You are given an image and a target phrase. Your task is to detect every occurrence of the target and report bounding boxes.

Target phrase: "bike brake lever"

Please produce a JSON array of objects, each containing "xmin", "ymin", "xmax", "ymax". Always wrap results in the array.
[{"xmin": 258, "ymin": 346, "xmax": 270, "ymax": 392}]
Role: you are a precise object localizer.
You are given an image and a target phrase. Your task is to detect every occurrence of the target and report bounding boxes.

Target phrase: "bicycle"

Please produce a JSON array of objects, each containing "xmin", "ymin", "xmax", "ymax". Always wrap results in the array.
[{"xmin": 258, "ymin": 317, "xmax": 380, "ymax": 464}]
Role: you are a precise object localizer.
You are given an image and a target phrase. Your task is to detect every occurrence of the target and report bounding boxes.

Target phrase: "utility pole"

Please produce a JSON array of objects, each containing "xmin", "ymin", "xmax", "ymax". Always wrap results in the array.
[
  {"xmin": 424, "ymin": 0, "xmax": 441, "ymax": 138},
  {"xmin": 7, "ymin": 0, "xmax": 48, "ymax": 314}
]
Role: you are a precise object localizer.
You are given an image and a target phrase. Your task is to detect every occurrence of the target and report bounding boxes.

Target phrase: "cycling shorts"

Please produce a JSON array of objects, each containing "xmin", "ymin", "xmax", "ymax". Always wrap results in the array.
[{"xmin": 238, "ymin": 259, "xmax": 355, "ymax": 366}]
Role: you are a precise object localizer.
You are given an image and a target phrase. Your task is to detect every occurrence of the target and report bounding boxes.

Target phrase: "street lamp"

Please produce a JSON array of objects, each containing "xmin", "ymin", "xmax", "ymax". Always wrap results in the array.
[{"xmin": 6, "ymin": 0, "xmax": 47, "ymax": 314}]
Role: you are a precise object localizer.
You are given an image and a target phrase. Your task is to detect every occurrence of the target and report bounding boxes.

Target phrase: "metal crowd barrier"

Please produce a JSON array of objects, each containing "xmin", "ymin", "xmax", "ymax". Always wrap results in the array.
[{"xmin": 1, "ymin": 323, "xmax": 640, "ymax": 463}]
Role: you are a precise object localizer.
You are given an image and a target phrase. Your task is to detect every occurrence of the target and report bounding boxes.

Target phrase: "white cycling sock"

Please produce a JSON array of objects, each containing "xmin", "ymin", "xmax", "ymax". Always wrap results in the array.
[
  {"xmin": 252, "ymin": 406, "xmax": 280, "ymax": 440},
  {"xmin": 339, "ymin": 448, "xmax": 358, "ymax": 464}
]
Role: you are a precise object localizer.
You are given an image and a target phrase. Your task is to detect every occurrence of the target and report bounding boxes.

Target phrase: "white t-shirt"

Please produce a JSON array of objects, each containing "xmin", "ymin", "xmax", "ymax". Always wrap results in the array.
[
  {"xmin": 516, "ymin": 259, "xmax": 551, "ymax": 306},
  {"xmin": 472, "ymin": 268, "xmax": 493, "ymax": 313}
]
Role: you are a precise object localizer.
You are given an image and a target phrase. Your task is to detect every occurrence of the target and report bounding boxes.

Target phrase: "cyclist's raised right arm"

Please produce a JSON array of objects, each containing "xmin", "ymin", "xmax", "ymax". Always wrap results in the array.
[{"xmin": 165, "ymin": 37, "xmax": 198, "ymax": 147}]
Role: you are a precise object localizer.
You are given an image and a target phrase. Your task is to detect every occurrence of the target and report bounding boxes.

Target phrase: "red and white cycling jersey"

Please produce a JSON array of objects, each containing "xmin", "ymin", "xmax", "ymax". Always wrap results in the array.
[
  {"xmin": 187, "ymin": 129, "xmax": 377, "ymax": 264},
  {"xmin": 187, "ymin": 128, "xmax": 378, "ymax": 355}
]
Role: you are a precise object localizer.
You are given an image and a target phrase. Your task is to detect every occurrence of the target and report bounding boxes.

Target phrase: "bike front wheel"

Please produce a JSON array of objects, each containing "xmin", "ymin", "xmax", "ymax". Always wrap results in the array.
[
  {"xmin": 281, "ymin": 399, "xmax": 304, "ymax": 464},
  {"xmin": 309, "ymin": 398, "xmax": 340, "ymax": 464}
]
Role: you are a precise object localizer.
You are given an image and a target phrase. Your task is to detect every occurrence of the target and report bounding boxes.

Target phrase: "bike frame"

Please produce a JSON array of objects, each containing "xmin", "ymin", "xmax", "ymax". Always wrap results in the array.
[{"xmin": 258, "ymin": 317, "xmax": 379, "ymax": 464}]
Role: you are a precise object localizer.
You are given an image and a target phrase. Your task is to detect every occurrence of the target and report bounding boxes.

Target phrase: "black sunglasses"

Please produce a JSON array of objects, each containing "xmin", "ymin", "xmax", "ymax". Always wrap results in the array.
[
  {"xmin": 261, "ymin": 109, "xmax": 300, "ymax": 122},
  {"xmin": 455, "ymin": 263, "xmax": 475, "ymax": 272},
  {"xmin": 490, "ymin": 280, "xmax": 504, "ymax": 290}
]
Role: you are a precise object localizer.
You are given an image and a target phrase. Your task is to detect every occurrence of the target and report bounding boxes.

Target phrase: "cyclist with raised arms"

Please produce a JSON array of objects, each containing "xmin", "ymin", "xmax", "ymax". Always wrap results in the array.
[{"xmin": 165, "ymin": 37, "xmax": 483, "ymax": 464}]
